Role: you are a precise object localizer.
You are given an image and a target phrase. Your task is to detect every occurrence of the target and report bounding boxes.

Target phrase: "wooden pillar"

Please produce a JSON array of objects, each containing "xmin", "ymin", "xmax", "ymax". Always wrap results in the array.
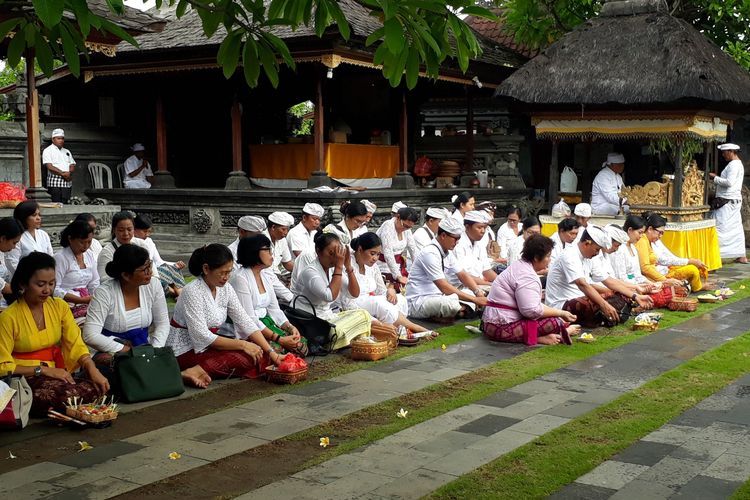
[
  {"xmin": 151, "ymin": 95, "xmax": 175, "ymax": 188},
  {"xmin": 466, "ymin": 87, "xmax": 474, "ymax": 174},
  {"xmin": 308, "ymin": 67, "xmax": 333, "ymax": 187},
  {"xmin": 702, "ymin": 141, "xmax": 711, "ymax": 208},
  {"xmin": 23, "ymin": 50, "xmax": 50, "ymax": 200},
  {"xmin": 550, "ymin": 140, "xmax": 560, "ymax": 204},
  {"xmin": 225, "ymin": 97, "xmax": 251, "ymax": 189},
  {"xmin": 391, "ymin": 88, "xmax": 415, "ymax": 189},
  {"xmin": 671, "ymin": 142, "xmax": 684, "ymax": 220}
]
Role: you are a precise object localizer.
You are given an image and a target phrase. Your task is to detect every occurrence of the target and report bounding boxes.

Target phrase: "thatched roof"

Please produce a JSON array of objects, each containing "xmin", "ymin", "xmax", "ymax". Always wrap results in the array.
[{"xmin": 494, "ymin": 0, "xmax": 750, "ymax": 109}]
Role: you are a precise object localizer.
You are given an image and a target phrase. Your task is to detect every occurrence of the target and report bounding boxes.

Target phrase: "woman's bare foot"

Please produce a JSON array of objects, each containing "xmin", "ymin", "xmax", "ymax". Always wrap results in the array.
[
  {"xmin": 173, "ymin": 286, "xmax": 182, "ymax": 297},
  {"xmin": 182, "ymin": 365, "xmax": 211, "ymax": 388},
  {"xmin": 537, "ymin": 334, "xmax": 562, "ymax": 345},
  {"xmin": 567, "ymin": 324, "xmax": 582, "ymax": 336},
  {"xmin": 735, "ymin": 257, "xmax": 749, "ymax": 264}
]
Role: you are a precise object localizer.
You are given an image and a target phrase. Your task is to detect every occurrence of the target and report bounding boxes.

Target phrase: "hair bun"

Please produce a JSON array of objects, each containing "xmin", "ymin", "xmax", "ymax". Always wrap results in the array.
[{"xmin": 105, "ymin": 260, "xmax": 120, "ymax": 279}]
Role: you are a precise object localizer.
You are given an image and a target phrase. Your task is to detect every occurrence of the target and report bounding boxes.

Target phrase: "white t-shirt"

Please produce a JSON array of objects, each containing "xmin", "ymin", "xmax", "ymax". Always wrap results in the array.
[
  {"xmin": 545, "ymin": 244, "xmax": 608, "ymax": 309},
  {"xmin": 407, "ymin": 241, "xmax": 463, "ymax": 308},
  {"xmin": 42, "ymin": 144, "xmax": 75, "ymax": 173},
  {"xmin": 287, "ymin": 223, "xmax": 316, "ymax": 257},
  {"xmin": 123, "ymin": 154, "xmax": 154, "ymax": 186}
]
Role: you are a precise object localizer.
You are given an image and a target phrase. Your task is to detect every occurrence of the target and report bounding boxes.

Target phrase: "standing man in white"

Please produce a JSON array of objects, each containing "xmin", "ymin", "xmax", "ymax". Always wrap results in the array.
[
  {"xmin": 711, "ymin": 143, "xmax": 747, "ymax": 263},
  {"xmin": 591, "ymin": 152, "xmax": 628, "ymax": 216},
  {"xmin": 42, "ymin": 128, "xmax": 75, "ymax": 203}
]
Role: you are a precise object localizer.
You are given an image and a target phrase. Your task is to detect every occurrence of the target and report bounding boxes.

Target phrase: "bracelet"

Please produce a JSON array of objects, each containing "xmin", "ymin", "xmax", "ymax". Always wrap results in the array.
[{"xmin": 333, "ymin": 273, "xmax": 342, "ymax": 276}]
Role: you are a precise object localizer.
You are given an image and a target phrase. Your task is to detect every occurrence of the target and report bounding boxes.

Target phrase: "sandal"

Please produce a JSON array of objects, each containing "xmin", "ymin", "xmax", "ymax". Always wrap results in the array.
[{"xmin": 560, "ymin": 329, "xmax": 573, "ymax": 346}]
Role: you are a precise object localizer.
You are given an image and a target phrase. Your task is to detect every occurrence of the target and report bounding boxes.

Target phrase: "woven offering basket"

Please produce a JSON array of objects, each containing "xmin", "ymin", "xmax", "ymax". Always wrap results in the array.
[
  {"xmin": 632, "ymin": 323, "xmax": 659, "ymax": 332},
  {"xmin": 668, "ymin": 297, "xmax": 698, "ymax": 312},
  {"xmin": 0, "ymin": 200, "xmax": 20, "ymax": 209},
  {"xmin": 370, "ymin": 324, "xmax": 398, "ymax": 349},
  {"xmin": 577, "ymin": 336, "xmax": 596, "ymax": 344},
  {"xmin": 350, "ymin": 339, "xmax": 390, "ymax": 361},
  {"xmin": 66, "ymin": 407, "xmax": 118, "ymax": 423},
  {"xmin": 265, "ymin": 365, "xmax": 308, "ymax": 384}
]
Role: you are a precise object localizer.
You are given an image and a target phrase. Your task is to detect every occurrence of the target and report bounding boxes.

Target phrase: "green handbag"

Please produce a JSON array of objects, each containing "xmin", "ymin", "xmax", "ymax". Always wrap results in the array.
[{"xmin": 113, "ymin": 345, "xmax": 184, "ymax": 403}]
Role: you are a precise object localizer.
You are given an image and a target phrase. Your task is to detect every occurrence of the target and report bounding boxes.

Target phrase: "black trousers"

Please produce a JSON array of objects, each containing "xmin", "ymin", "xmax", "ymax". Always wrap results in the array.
[{"xmin": 48, "ymin": 187, "xmax": 72, "ymax": 204}]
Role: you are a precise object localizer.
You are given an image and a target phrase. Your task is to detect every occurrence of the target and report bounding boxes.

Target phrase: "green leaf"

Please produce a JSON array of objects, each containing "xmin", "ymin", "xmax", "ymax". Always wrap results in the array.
[
  {"xmin": 242, "ymin": 38, "xmax": 261, "ymax": 87},
  {"xmin": 60, "ymin": 24, "xmax": 81, "ymax": 77},
  {"xmin": 405, "ymin": 46, "xmax": 419, "ymax": 89},
  {"xmin": 24, "ymin": 23, "xmax": 36, "ymax": 46},
  {"xmin": 384, "ymin": 17, "xmax": 404, "ymax": 54},
  {"xmin": 268, "ymin": 0, "xmax": 289, "ymax": 21},
  {"xmin": 263, "ymin": 32, "xmax": 295, "ymax": 69},
  {"xmin": 7, "ymin": 25, "xmax": 28, "ymax": 67},
  {"xmin": 34, "ymin": 31, "xmax": 55, "ymax": 75},
  {"xmin": 69, "ymin": 0, "xmax": 91, "ymax": 37},
  {"xmin": 387, "ymin": 45, "xmax": 409, "ymax": 87},
  {"xmin": 365, "ymin": 27, "xmax": 385, "ymax": 47},
  {"xmin": 176, "ymin": 0, "xmax": 189, "ymax": 18},
  {"xmin": 460, "ymin": 6, "xmax": 497, "ymax": 20},
  {"xmin": 412, "ymin": 21, "xmax": 441, "ymax": 55},
  {"xmin": 313, "ymin": 1, "xmax": 330, "ymax": 37},
  {"xmin": 32, "ymin": 0, "xmax": 64, "ymax": 29},
  {"xmin": 105, "ymin": 0, "xmax": 125, "ymax": 15},
  {"xmin": 0, "ymin": 18, "xmax": 21, "ymax": 42},
  {"xmin": 326, "ymin": 1, "xmax": 351, "ymax": 39},
  {"xmin": 373, "ymin": 43, "xmax": 389, "ymax": 65},
  {"xmin": 217, "ymin": 31, "xmax": 243, "ymax": 78},
  {"xmin": 258, "ymin": 43, "xmax": 279, "ymax": 88},
  {"xmin": 99, "ymin": 18, "xmax": 138, "ymax": 46},
  {"xmin": 197, "ymin": 7, "xmax": 223, "ymax": 37}
]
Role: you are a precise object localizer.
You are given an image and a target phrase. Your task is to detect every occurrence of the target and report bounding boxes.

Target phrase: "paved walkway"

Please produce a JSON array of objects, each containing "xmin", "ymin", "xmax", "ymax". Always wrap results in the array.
[
  {"xmin": 555, "ymin": 373, "xmax": 750, "ymax": 499},
  {"xmin": 0, "ymin": 334, "xmax": 525, "ymax": 499},
  {"xmin": 235, "ymin": 299, "xmax": 750, "ymax": 500}
]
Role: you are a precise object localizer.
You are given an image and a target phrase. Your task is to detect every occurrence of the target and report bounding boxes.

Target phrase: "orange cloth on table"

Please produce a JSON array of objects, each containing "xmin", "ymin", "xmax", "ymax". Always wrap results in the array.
[
  {"xmin": 0, "ymin": 297, "xmax": 89, "ymax": 373},
  {"xmin": 634, "ymin": 236, "xmax": 703, "ymax": 292},
  {"xmin": 249, "ymin": 144, "xmax": 399, "ymax": 179}
]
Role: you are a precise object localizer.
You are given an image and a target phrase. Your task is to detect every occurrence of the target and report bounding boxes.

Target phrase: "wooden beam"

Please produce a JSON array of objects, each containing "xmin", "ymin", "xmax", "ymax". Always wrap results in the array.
[
  {"xmin": 25, "ymin": 51, "xmax": 42, "ymax": 190},
  {"xmin": 231, "ymin": 99, "xmax": 243, "ymax": 172},
  {"xmin": 672, "ymin": 142, "xmax": 684, "ymax": 211},
  {"xmin": 703, "ymin": 141, "xmax": 711, "ymax": 208},
  {"xmin": 465, "ymin": 87, "xmax": 474, "ymax": 173}
]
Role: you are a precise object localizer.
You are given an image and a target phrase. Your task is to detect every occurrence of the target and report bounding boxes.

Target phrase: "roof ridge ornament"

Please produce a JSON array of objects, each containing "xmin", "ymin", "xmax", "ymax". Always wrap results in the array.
[{"xmin": 600, "ymin": 0, "xmax": 668, "ymax": 17}]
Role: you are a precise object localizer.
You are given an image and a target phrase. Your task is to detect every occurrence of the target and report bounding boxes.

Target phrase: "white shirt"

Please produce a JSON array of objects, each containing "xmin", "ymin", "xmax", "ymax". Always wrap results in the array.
[
  {"xmin": 96, "ymin": 237, "xmax": 153, "ymax": 283},
  {"xmin": 451, "ymin": 211, "xmax": 464, "ymax": 223},
  {"xmin": 652, "ymin": 240, "xmax": 688, "ymax": 268},
  {"xmin": 506, "ymin": 235, "xmax": 525, "ymax": 265},
  {"xmin": 340, "ymin": 257, "xmax": 388, "ymax": 311},
  {"xmin": 53, "ymin": 247, "xmax": 100, "ymax": 299},
  {"xmin": 714, "ymin": 159, "xmax": 744, "ymax": 200},
  {"xmin": 262, "ymin": 230, "xmax": 292, "ymax": 276},
  {"xmin": 90, "ymin": 238, "xmax": 103, "ymax": 261},
  {"xmin": 141, "ymin": 236, "xmax": 173, "ymax": 268},
  {"xmin": 545, "ymin": 244, "xmax": 609, "ymax": 309},
  {"xmin": 609, "ymin": 242, "xmax": 649, "ymax": 284},
  {"xmin": 589, "ymin": 252, "xmax": 615, "ymax": 284},
  {"xmin": 287, "ymin": 222, "xmax": 316, "ymax": 257},
  {"xmin": 550, "ymin": 232, "xmax": 566, "ymax": 265},
  {"xmin": 496, "ymin": 221, "xmax": 522, "ymax": 259},
  {"xmin": 42, "ymin": 144, "xmax": 75, "ymax": 173},
  {"xmin": 82, "ymin": 277, "xmax": 169, "ymax": 353},
  {"xmin": 290, "ymin": 254, "xmax": 348, "ymax": 320},
  {"xmin": 322, "ymin": 220, "xmax": 364, "ymax": 247},
  {"xmin": 123, "ymin": 155, "xmax": 154, "ymax": 188},
  {"xmin": 407, "ymin": 241, "xmax": 463, "ymax": 309},
  {"xmin": 413, "ymin": 226, "xmax": 436, "ymax": 254},
  {"xmin": 376, "ymin": 218, "xmax": 416, "ymax": 276},
  {"xmin": 452, "ymin": 233, "xmax": 491, "ymax": 279},
  {"xmin": 591, "ymin": 166, "xmax": 624, "ymax": 215},
  {"xmin": 5, "ymin": 229, "xmax": 54, "ymax": 275},
  {"xmin": 165, "ymin": 278, "xmax": 261, "ymax": 356},
  {"xmin": 228, "ymin": 238, "xmax": 240, "ymax": 270},
  {"xmin": 229, "ymin": 267, "xmax": 286, "ymax": 328}
]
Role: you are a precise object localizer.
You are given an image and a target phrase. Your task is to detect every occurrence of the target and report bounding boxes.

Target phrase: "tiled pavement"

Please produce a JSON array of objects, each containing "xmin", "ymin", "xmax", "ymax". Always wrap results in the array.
[
  {"xmin": 555, "ymin": 374, "xmax": 750, "ymax": 499},
  {"xmin": 235, "ymin": 298, "xmax": 750, "ymax": 500},
  {"xmin": 0, "ymin": 334, "xmax": 528, "ymax": 499},
  {"xmin": 2, "ymin": 265, "xmax": 749, "ymax": 500}
]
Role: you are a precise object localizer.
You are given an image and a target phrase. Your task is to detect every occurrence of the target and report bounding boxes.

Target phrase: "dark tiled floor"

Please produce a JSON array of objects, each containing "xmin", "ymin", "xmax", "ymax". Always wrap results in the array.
[
  {"xmin": 286, "ymin": 380, "xmax": 349, "ymax": 397},
  {"xmin": 614, "ymin": 441, "xmax": 679, "ymax": 467},
  {"xmin": 475, "ymin": 390, "xmax": 530, "ymax": 409},
  {"xmin": 671, "ymin": 475, "xmax": 744, "ymax": 500},
  {"xmin": 56, "ymin": 441, "xmax": 144, "ymax": 468},
  {"xmin": 548, "ymin": 482, "xmax": 618, "ymax": 500},
  {"xmin": 455, "ymin": 414, "xmax": 520, "ymax": 436}
]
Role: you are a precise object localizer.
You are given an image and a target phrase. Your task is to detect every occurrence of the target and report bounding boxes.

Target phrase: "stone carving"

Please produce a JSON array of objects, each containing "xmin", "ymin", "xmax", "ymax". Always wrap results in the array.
[
  {"xmin": 620, "ymin": 181, "xmax": 669, "ymax": 206},
  {"xmin": 515, "ymin": 196, "xmax": 544, "ymax": 217},
  {"xmin": 191, "ymin": 209, "xmax": 213, "ymax": 234},
  {"xmin": 134, "ymin": 211, "xmax": 189, "ymax": 225},
  {"xmin": 221, "ymin": 213, "xmax": 242, "ymax": 228}
]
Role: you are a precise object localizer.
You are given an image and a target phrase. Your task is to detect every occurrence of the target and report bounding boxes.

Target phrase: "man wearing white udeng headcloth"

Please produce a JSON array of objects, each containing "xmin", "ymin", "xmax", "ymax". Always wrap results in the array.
[
  {"xmin": 711, "ymin": 143, "xmax": 748, "ymax": 263},
  {"xmin": 287, "ymin": 203, "xmax": 323, "ymax": 259},
  {"xmin": 592, "ymin": 152, "xmax": 628, "ymax": 216}
]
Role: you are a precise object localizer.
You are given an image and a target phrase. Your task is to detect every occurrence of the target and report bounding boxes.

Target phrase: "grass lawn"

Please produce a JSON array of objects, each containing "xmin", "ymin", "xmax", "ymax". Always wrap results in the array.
[
  {"xmin": 281, "ymin": 280, "xmax": 750, "ymax": 469},
  {"xmin": 427, "ymin": 333, "xmax": 750, "ymax": 499}
]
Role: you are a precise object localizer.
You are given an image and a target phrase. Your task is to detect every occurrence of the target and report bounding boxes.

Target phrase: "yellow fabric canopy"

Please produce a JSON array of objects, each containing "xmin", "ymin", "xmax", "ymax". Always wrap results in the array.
[{"xmin": 249, "ymin": 143, "xmax": 399, "ymax": 179}]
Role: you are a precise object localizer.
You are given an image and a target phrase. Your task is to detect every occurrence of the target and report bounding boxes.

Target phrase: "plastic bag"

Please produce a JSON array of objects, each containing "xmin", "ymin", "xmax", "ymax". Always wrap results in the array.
[
  {"xmin": 0, "ymin": 183, "xmax": 26, "ymax": 203},
  {"xmin": 551, "ymin": 198, "xmax": 571, "ymax": 218},
  {"xmin": 559, "ymin": 166, "xmax": 578, "ymax": 193},
  {"xmin": 277, "ymin": 353, "xmax": 308, "ymax": 373}
]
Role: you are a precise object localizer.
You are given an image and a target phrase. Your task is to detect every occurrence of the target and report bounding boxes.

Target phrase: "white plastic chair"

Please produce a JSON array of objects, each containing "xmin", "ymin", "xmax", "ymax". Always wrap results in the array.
[{"xmin": 88, "ymin": 162, "xmax": 114, "ymax": 189}]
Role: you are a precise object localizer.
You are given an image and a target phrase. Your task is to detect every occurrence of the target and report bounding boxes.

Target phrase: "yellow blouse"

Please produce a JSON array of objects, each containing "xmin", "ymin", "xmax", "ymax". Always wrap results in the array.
[
  {"xmin": 0, "ymin": 297, "xmax": 89, "ymax": 373},
  {"xmin": 635, "ymin": 235, "xmax": 664, "ymax": 283}
]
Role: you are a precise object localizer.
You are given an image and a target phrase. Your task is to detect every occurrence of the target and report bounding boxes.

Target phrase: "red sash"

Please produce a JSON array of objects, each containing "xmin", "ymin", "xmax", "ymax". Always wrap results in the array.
[
  {"xmin": 485, "ymin": 301, "xmax": 539, "ymax": 341},
  {"xmin": 13, "ymin": 345, "xmax": 65, "ymax": 369}
]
